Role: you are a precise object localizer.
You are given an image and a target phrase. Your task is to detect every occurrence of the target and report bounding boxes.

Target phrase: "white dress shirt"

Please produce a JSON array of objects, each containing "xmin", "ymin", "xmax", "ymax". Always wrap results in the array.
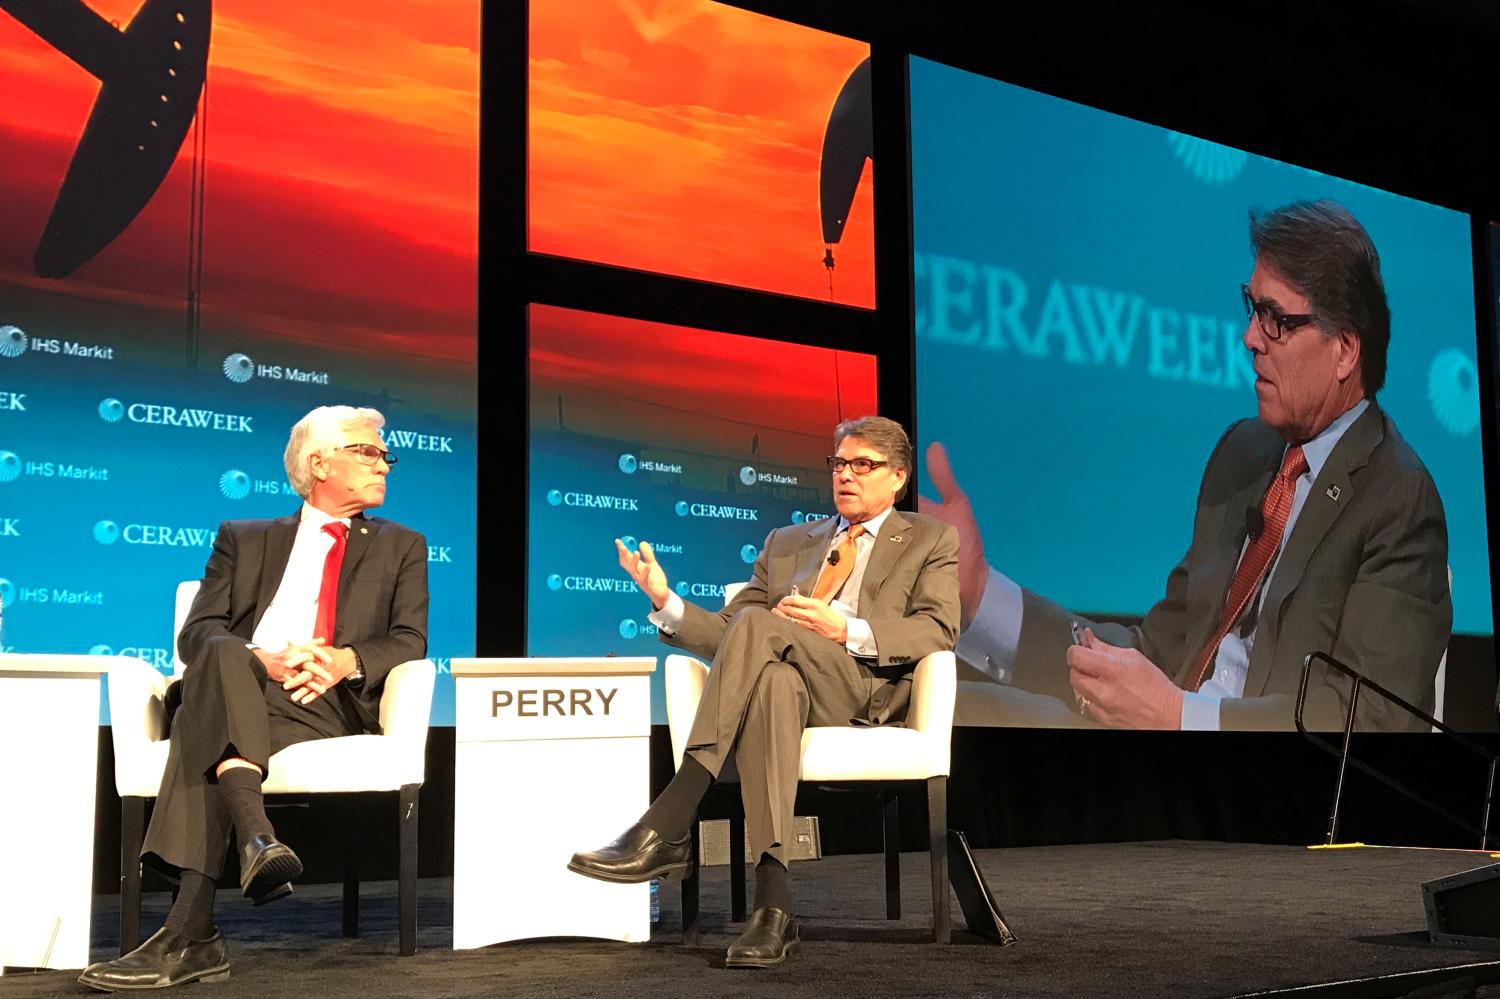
[{"xmin": 249, "ymin": 503, "xmax": 352, "ymax": 653}]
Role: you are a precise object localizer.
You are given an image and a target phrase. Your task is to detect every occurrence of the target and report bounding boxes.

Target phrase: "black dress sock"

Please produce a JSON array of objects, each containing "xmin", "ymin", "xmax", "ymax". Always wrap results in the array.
[
  {"xmin": 641, "ymin": 756, "xmax": 713, "ymax": 841},
  {"xmin": 754, "ymin": 854, "xmax": 792, "ymax": 914},
  {"xmin": 161, "ymin": 871, "xmax": 217, "ymax": 941},
  {"xmin": 217, "ymin": 764, "xmax": 273, "ymax": 851}
]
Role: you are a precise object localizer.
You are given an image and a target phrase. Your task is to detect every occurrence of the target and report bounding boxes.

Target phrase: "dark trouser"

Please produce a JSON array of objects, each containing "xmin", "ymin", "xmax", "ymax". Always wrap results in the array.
[
  {"xmin": 142, "ymin": 634, "xmax": 359, "ymax": 879},
  {"xmin": 684, "ymin": 606, "xmax": 904, "ymax": 866}
]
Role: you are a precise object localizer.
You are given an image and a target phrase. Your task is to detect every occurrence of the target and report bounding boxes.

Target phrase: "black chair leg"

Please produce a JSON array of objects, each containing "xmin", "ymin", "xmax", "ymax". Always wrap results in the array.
[
  {"xmin": 398, "ymin": 784, "xmax": 420, "ymax": 956},
  {"xmin": 342, "ymin": 796, "xmax": 360, "ymax": 939},
  {"xmin": 120, "ymin": 797, "xmax": 146, "ymax": 954},
  {"xmin": 927, "ymin": 776, "xmax": 950, "ymax": 943},
  {"xmin": 729, "ymin": 813, "xmax": 747, "ymax": 921},
  {"xmin": 681, "ymin": 821, "xmax": 701, "ymax": 946},
  {"xmin": 883, "ymin": 789, "xmax": 901, "ymax": 919}
]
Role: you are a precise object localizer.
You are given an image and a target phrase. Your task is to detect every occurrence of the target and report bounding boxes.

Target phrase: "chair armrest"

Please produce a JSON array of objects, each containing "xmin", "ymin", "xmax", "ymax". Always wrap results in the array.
[
  {"xmin": 906, "ymin": 650, "xmax": 956, "ymax": 737},
  {"xmin": 105, "ymin": 656, "xmax": 171, "ymax": 797},
  {"xmin": 664, "ymin": 653, "xmax": 709, "ymax": 771},
  {"xmin": 378, "ymin": 659, "xmax": 436, "ymax": 743}
]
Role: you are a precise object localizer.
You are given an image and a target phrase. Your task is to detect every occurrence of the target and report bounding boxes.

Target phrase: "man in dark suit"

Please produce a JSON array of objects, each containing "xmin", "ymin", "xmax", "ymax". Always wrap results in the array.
[
  {"xmin": 924, "ymin": 200, "xmax": 1451, "ymax": 732},
  {"xmin": 570, "ymin": 416, "xmax": 960, "ymax": 968},
  {"xmin": 80, "ymin": 406, "xmax": 428, "ymax": 992}
]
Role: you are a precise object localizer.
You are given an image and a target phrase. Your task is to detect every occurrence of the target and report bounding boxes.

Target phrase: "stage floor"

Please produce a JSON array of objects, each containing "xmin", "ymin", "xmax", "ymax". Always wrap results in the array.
[{"xmin": 7, "ymin": 841, "xmax": 1500, "ymax": 998}]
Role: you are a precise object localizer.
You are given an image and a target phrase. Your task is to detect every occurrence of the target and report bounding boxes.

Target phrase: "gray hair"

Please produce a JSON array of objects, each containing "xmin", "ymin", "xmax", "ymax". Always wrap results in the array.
[
  {"xmin": 284, "ymin": 405, "xmax": 385, "ymax": 499},
  {"xmin": 833, "ymin": 415, "xmax": 913, "ymax": 498}
]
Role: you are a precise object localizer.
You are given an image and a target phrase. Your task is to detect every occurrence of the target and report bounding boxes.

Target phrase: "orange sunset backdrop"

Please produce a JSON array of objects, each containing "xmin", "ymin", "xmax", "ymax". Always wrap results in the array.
[
  {"xmin": 0, "ymin": 1, "xmax": 478, "ymax": 366},
  {"xmin": 529, "ymin": 0, "xmax": 876, "ymax": 307}
]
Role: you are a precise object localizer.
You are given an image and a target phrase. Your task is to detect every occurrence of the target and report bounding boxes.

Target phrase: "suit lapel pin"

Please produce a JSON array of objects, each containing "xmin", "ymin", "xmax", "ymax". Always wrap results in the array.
[
  {"xmin": 1326, "ymin": 485, "xmax": 1341, "ymax": 503},
  {"xmin": 890, "ymin": 535, "xmax": 903, "ymax": 543},
  {"xmin": 360, "ymin": 527, "xmax": 369, "ymax": 534}
]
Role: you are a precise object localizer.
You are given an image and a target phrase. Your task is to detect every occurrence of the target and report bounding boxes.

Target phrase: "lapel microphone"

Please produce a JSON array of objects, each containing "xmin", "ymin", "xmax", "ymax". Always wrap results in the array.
[
  {"xmin": 1245, "ymin": 506, "xmax": 1264, "ymax": 541},
  {"xmin": 827, "ymin": 550, "xmax": 840, "ymax": 566}
]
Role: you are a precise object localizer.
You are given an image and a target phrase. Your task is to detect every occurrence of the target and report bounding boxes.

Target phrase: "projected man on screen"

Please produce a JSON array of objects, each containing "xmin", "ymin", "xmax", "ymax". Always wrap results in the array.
[
  {"xmin": 569, "ymin": 416, "xmax": 959, "ymax": 968},
  {"xmin": 924, "ymin": 200, "xmax": 1451, "ymax": 733},
  {"xmin": 80, "ymin": 406, "xmax": 428, "ymax": 993}
]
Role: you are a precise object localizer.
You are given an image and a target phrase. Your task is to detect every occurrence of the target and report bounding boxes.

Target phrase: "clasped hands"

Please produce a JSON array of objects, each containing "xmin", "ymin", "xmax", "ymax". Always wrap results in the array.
[
  {"xmin": 1067, "ymin": 626, "xmax": 1184, "ymax": 730},
  {"xmin": 615, "ymin": 538, "xmax": 848, "ymax": 644},
  {"xmin": 256, "ymin": 640, "xmax": 358, "ymax": 706}
]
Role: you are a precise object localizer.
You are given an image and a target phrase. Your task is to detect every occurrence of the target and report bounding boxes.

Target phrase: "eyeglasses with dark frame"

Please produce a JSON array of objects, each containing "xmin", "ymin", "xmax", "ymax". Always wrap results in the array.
[
  {"xmin": 826, "ymin": 456, "xmax": 890, "ymax": 475},
  {"xmin": 340, "ymin": 443, "xmax": 398, "ymax": 467},
  {"xmin": 1241, "ymin": 283, "xmax": 1319, "ymax": 342}
]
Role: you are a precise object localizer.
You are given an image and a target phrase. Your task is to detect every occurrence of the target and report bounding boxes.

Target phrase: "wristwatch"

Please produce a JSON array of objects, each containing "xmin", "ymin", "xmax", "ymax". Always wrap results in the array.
[{"xmin": 346, "ymin": 647, "xmax": 366, "ymax": 689}]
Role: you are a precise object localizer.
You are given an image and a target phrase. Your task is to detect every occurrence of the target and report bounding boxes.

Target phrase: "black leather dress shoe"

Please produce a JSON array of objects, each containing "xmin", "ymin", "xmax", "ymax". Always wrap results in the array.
[
  {"xmin": 567, "ymin": 822, "xmax": 693, "ymax": 883},
  {"xmin": 77, "ymin": 928, "xmax": 229, "ymax": 991},
  {"xmin": 725, "ymin": 906, "xmax": 799, "ymax": 969},
  {"xmin": 239, "ymin": 834, "xmax": 302, "ymax": 905}
]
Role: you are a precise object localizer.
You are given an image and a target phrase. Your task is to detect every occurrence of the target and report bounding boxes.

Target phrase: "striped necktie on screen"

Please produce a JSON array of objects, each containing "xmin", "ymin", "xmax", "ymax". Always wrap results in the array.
[
  {"xmin": 1184, "ymin": 446, "xmax": 1307, "ymax": 692},
  {"xmin": 812, "ymin": 523, "xmax": 866, "ymax": 603}
]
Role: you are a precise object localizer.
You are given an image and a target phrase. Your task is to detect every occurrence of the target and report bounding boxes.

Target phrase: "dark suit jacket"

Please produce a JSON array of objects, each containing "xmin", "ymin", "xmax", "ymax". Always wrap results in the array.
[
  {"xmin": 177, "ymin": 510, "xmax": 430, "ymax": 733},
  {"xmin": 1012, "ymin": 404, "xmax": 1451, "ymax": 731},
  {"xmin": 665, "ymin": 508, "xmax": 961, "ymax": 723}
]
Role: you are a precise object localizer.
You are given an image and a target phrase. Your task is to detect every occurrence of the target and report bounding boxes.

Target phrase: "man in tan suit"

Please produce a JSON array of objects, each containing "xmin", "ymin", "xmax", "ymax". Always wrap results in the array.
[{"xmin": 570, "ymin": 416, "xmax": 960, "ymax": 968}]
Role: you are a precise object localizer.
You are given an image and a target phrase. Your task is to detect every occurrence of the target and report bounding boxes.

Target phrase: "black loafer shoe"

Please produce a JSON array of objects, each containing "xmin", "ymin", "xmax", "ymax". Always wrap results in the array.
[
  {"xmin": 725, "ymin": 906, "xmax": 799, "ymax": 969},
  {"xmin": 77, "ymin": 927, "xmax": 229, "ymax": 992},
  {"xmin": 567, "ymin": 822, "xmax": 693, "ymax": 883},
  {"xmin": 239, "ymin": 834, "xmax": 302, "ymax": 904}
]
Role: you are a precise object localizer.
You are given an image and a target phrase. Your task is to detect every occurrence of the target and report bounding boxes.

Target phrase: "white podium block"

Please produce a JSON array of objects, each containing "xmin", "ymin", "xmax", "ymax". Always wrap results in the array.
[
  {"xmin": 0, "ymin": 655, "xmax": 117, "ymax": 973},
  {"xmin": 451, "ymin": 657, "xmax": 656, "ymax": 948}
]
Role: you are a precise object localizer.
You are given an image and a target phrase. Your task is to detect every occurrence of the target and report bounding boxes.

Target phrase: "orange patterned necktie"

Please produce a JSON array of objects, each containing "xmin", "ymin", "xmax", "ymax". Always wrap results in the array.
[
  {"xmin": 1184, "ymin": 446, "xmax": 1308, "ymax": 692},
  {"xmin": 811, "ymin": 523, "xmax": 866, "ymax": 603}
]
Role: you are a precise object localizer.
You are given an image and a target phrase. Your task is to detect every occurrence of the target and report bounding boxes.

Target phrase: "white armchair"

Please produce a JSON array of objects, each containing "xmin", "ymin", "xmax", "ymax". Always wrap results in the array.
[
  {"xmin": 664, "ymin": 582, "xmax": 956, "ymax": 943},
  {"xmin": 107, "ymin": 581, "xmax": 436, "ymax": 955}
]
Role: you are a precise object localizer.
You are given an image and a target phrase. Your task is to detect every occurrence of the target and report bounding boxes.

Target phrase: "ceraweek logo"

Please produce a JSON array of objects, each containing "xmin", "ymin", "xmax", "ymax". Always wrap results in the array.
[
  {"xmin": 547, "ymin": 489, "xmax": 638, "ymax": 511},
  {"xmin": 384, "ymin": 429, "xmax": 454, "ymax": 453},
  {"xmin": 675, "ymin": 501, "xmax": 758, "ymax": 520},
  {"xmin": 0, "ymin": 518, "xmax": 19, "ymax": 537},
  {"xmin": 94, "ymin": 519, "xmax": 217, "ymax": 547},
  {"xmin": 491, "ymin": 687, "xmax": 618, "ymax": 718},
  {"xmin": 676, "ymin": 581, "xmax": 726, "ymax": 599},
  {"xmin": 547, "ymin": 574, "xmax": 638, "ymax": 594},
  {"xmin": 428, "ymin": 545, "xmax": 452, "ymax": 563},
  {"xmin": 2, "ymin": 324, "xmax": 113, "ymax": 360},
  {"xmin": 0, "ymin": 390, "xmax": 26, "ymax": 410},
  {"xmin": 221, "ymin": 352, "xmax": 330, "ymax": 386},
  {"xmin": 791, "ymin": 510, "xmax": 832, "ymax": 524},
  {"xmin": 90, "ymin": 644, "xmax": 174, "ymax": 671},
  {"xmin": 100, "ymin": 398, "xmax": 253, "ymax": 432}
]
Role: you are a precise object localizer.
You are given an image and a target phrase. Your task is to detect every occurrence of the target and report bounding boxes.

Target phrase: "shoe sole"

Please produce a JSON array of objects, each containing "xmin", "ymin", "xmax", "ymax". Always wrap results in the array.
[
  {"xmin": 77, "ymin": 965, "xmax": 230, "ymax": 992},
  {"xmin": 725, "ymin": 938, "xmax": 800, "ymax": 969},
  {"xmin": 566, "ymin": 858, "xmax": 694, "ymax": 884},
  {"xmin": 242, "ymin": 850, "xmax": 303, "ymax": 903}
]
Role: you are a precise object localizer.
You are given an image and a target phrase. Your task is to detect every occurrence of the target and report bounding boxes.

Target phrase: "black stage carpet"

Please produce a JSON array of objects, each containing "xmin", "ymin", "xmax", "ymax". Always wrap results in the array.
[{"xmin": 7, "ymin": 842, "xmax": 1500, "ymax": 998}]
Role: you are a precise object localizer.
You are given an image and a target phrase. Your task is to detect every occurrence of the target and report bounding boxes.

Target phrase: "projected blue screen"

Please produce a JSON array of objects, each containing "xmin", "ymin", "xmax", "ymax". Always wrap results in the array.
[{"xmin": 911, "ymin": 56, "xmax": 1490, "ymax": 635}]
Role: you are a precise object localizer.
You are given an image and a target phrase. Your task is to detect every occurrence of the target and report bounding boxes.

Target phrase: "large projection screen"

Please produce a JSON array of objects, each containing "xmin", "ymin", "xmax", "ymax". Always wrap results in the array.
[
  {"xmin": 911, "ymin": 56, "xmax": 1490, "ymax": 731},
  {"xmin": 0, "ymin": 2, "xmax": 479, "ymax": 724}
]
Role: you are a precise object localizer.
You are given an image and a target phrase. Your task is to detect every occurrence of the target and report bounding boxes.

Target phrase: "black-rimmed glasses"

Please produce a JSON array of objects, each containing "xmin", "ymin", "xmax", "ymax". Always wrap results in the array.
[
  {"xmin": 1241, "ymin": 283, "xmax": 1318, "ymax": 341},
  {"xmin": 341, "ymin": 443, "xmax": 398, "ymax": 466},
  {"xmin": 826, "ymin": 456, "xmax": 889, "ymax": 475}
]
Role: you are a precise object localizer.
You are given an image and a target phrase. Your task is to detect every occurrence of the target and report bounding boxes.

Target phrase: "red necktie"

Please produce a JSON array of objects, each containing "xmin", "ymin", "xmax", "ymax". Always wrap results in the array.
[
  {"xmin": 1184, "ymin": 446, "xmax": 1308, "ymax": 692},
  {"xmin": 812, "ymin": 523, "xmax": 865, "ymax": 602},
  {"xmin": 313, "ymin": 521, "xmax": 349, "ymax": 645}
]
